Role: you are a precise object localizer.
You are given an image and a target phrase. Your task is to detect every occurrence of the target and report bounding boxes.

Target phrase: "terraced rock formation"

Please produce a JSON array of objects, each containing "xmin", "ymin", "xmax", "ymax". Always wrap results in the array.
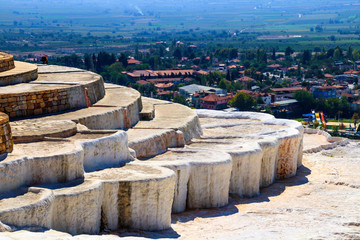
[{"xmin": 0, "ymin": 55, "xmax": 305, "ymax": 237}]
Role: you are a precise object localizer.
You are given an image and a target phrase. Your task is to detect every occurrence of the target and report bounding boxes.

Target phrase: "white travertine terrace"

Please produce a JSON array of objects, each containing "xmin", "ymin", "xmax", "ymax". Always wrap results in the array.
[
  {"xmin": 130, "ymin": 148, "xmax": 232, "ymax": 213},
  {"xmin": 0, "ymin": 165, "xmax": 175, "ymax": 235},
  {"xmin": 187, "ymin": 139, "xmax": 264, "ymax": 197},
  {"xmin": 0, "ymin": 64, "xmax": 305, "ymax": 237},
  {"xmin": 196, "ymin": 110, "xmax": 303, "ymax": 179},
  {"xmin": 127, "ymin": 128, "xmax": 185, "ymax": 159}
]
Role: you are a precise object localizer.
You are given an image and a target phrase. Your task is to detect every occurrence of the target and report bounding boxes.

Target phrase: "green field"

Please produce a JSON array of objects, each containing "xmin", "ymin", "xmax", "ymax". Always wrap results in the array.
[{"xmin": 0, "ymin": 0, "xmax": 360, "ymax": 54}]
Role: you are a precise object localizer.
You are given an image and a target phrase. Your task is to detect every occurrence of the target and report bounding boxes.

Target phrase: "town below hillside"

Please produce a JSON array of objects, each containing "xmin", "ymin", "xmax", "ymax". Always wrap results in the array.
[{"xmin": 18, "ymin": 43, "xmax": 360, "ymax": 128}]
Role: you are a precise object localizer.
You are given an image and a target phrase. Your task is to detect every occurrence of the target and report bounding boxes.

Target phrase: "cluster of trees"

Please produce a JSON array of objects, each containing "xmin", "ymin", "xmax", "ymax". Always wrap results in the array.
[{"xmin": 294, "ymin": 90, "xmax": 353, "ymax": 119}]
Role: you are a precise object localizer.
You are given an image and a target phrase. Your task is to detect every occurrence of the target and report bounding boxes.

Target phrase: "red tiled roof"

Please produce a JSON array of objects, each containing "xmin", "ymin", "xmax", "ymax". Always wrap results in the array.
[
  {"xmin": 230, "ymin": 59, "xmax": 241, "ymax": 63},
  {"xmin": 127, "ymin": 59, "xmax": 142, "ymax": 64},
  {"xmin": 155, "ymin": 83, "xmax": 174, "ymax": 89},
  {"xmin": 239, "ymin": 90, "xmax": 271, "ymax": 98},
  {"xmin": 154, "ymin": 69, "xmax": 194, "ymax": 76},
  {"xmin": 324, "ymin": 74, "xmax": 334, "ymax": 78},
  {"xmin": 344, "ymin": 69, "xmax": 359, "ymax": 74},
  {"xmin": 136, "ymin": 80, "xmax": 149, "ymax": 85},
  {"xmin": 318, "ymin": 86, "xmax": 338, "ymax": 90},
  {"xmin": 287, "ymin": 66, "xmax": 304, "ymax": 70},
  {"xmin": 146, "ymin": 78, "xmax": 182, "ymax": 84},
  {"xmin": 237, "ymin": 76, "xmax": 255, "ymax": 82},
  {"xmin": 239, "ymin": 90, "xmax": 253, "ymax": 95},
  {"xmin": 201, "ymin": 94, "xmax": 231, "ymax": 102},
  {"xmin": 271, "ymin": 87, "xmax": 303, "ymax": 92},
  {"xmin": 267, "ymin": 64, "xmax": 281, "ymax": 68},
  {"xmin": 157, "ymin": 90, "xmax": 172, "ymax": 95},
  {"xmin": 341, "ymin": 92, "xmax": 355, "ymax": 98},
  {"xmin": 127, "ymin": 70, "xmax": 156, "ymax": 77},
  {"xmin": 194, "ymin": 70, "xmax": 209, "ymax": 75}
]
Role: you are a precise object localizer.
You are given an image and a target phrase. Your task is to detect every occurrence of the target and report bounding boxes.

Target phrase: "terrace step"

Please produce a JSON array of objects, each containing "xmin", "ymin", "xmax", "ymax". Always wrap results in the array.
[
  {"xmin": 0, "ymin": 165, "xmax": 175, "ymax": 234},
  {"xmin": 134, "ymin": 102, "xmax": 203, "ymax": 143},
  {"xmin": 0, "ymin": 65, "xmax": 105, "ymax": 119},
  {"xmin": 0, "ymin": 61, "xmax": 38, "ymax": 86},
  {"xmin": 130, "ymin": 148, "xmax": 232, "ymax": 213},
  {"xmin": 127, "ymin": 128, "xmax": 184, "ymax": 159}
]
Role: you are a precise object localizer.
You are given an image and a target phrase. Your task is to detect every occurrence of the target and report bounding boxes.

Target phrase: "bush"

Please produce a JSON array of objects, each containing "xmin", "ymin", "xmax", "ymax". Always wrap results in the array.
[{"xmin": 229, "ymin": 92, "xmax": 257, "ymax": 111}]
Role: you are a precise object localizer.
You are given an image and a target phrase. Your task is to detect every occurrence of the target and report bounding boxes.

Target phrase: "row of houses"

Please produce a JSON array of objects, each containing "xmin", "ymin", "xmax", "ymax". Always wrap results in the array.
[{"xmin": 125, "ymin": 69, "xmax": 208, "ymax": 81}]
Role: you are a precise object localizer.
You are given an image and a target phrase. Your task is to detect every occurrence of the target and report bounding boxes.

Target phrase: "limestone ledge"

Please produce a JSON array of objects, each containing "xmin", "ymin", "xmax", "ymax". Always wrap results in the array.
[
  {"xmin": 11, "ymin": 119, "xmax": 77, "ymax": 143},
  {"xmin": 96, "ymin": 85, "xmax": 142, "ymax": 128},
  {"xmin": 187, "ymin": 139, "xmax": 265, "ymax": 197},
  {"xmin": 134, "ymin": 103, "xmax": 203, "ymax": 143},
  {"xmin": 75, "ymin": 131, "xmax": 133, "ymax": 172},
  {"xmin": 303, "ymin": 128, "xmax": 350, "ymax": 153},
  {"xmin": 130, "ymin": 148, "xmax": 232, "ymax": 213},
  {"xmin": 0, "ymin": 165, "xmax": 176, "ymax": 234},
  {"xmin": 0, "ymin": 61, "xmax": 37, "ymax": 86},
  {"xmin": 127, "ymin": 128, "xmax": 185, "ymax": 159},
  {"xmin": 0, "ymin": 130, "xmax": 133, "ymax": 193},
  {"xmin": 139, "ymin": 97, "xmax": 170, "ymax": 120},
  {"xmin": 196, "ymin": 110, "xmax": 303, "ymax": 179},
  {"xmin": 0, "ymin": 68, "xmax": 105, "ymax": 118},
  {"xmin": 0, "ymin": 141, "xmax": 84, "ymax": 194},
  {"xmin": 39, "ymin": 85, "xmax": 142, "ymax": 130}
]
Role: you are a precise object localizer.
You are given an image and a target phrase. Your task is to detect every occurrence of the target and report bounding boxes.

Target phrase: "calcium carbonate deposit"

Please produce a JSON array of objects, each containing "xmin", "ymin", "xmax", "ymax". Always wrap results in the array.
[{"xmin": 0, "ymin": 59, "xmax": 358, "ymax": 239}]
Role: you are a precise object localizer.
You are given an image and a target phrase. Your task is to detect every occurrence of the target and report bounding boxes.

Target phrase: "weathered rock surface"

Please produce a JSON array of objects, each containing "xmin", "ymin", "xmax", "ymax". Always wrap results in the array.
[
  {"xmin": 0, "ymin": 221, "xmax": 12, "ymax": 232},
  {"xmin": 196, "ymin": 110, "xmax": 303, "ymax": 180},
  {"xmin": 1, "ymin": 140, "xmax": 358, "ymax": 240},
  {"xmin": 0, "ymin": 141, "xmax": 84, "ymax": 193},
  {"xmin": 187, "ymin": 139, "xmax": 263, "ymax": 197},
  {"xmin": 0, "ymin": 165, "xmax": 176, "ymax": 235},
  {"xmin": 131, "ymin": 149, "xmax": 232, "ymax": 213},
  {"xmin": 134, "ymin": 103, "xmax": 203, "ymax": 143},
  {"xmin": 127, "ymin": 129, "xmax": 184, "ymax": 159}
]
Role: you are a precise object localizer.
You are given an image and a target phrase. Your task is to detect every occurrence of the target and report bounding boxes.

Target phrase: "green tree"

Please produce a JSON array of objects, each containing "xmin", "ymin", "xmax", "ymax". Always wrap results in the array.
[
  {"xmin": 135, "ymin": 44, "xmax": 139, "ymax": 60},
  {"xmin": 218, "ymin": 78, "xmax": 228, "ymax": 90},
  {"xmin": 347, "ymin": 46, "xmax": 353, "ymax": 60},
  {"xmin": 294, "ymin": 90, "xmax": 315, "ymax": 113},
  {"xmin": 353, "ymin": 49, "xmax": 360, "ymax": 61},
  {"xmin": 118, "ymin": 53, "xmax": 128, "ymax": 68},
  {"xmin": 272, "ymin": 48, "xmax": 276, "ymax": 60},
  {"xmin": 173, "ymin": 95, "xmax": 188, "ymax": 106},
  {"xmin": 104, "ymin": 62, "xmax": 127, "ymax": 85},
  {"xmin": 333, "ymin": 48, "xmax": 343, "ymax": 60},
  {"xmin": 173, "ymin": 48, "xmax": 182, "ymax": 60},
  {"xmin": 229, "ymin": 92, "xmax": 257, "ymax": 111},
  {"xmin": 84, "ymin": 54, "xmax": 95, "ymax": 71},
  {"xmin": 302, "ymin": 50, "xmax": 312, "ymax": 64}
]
